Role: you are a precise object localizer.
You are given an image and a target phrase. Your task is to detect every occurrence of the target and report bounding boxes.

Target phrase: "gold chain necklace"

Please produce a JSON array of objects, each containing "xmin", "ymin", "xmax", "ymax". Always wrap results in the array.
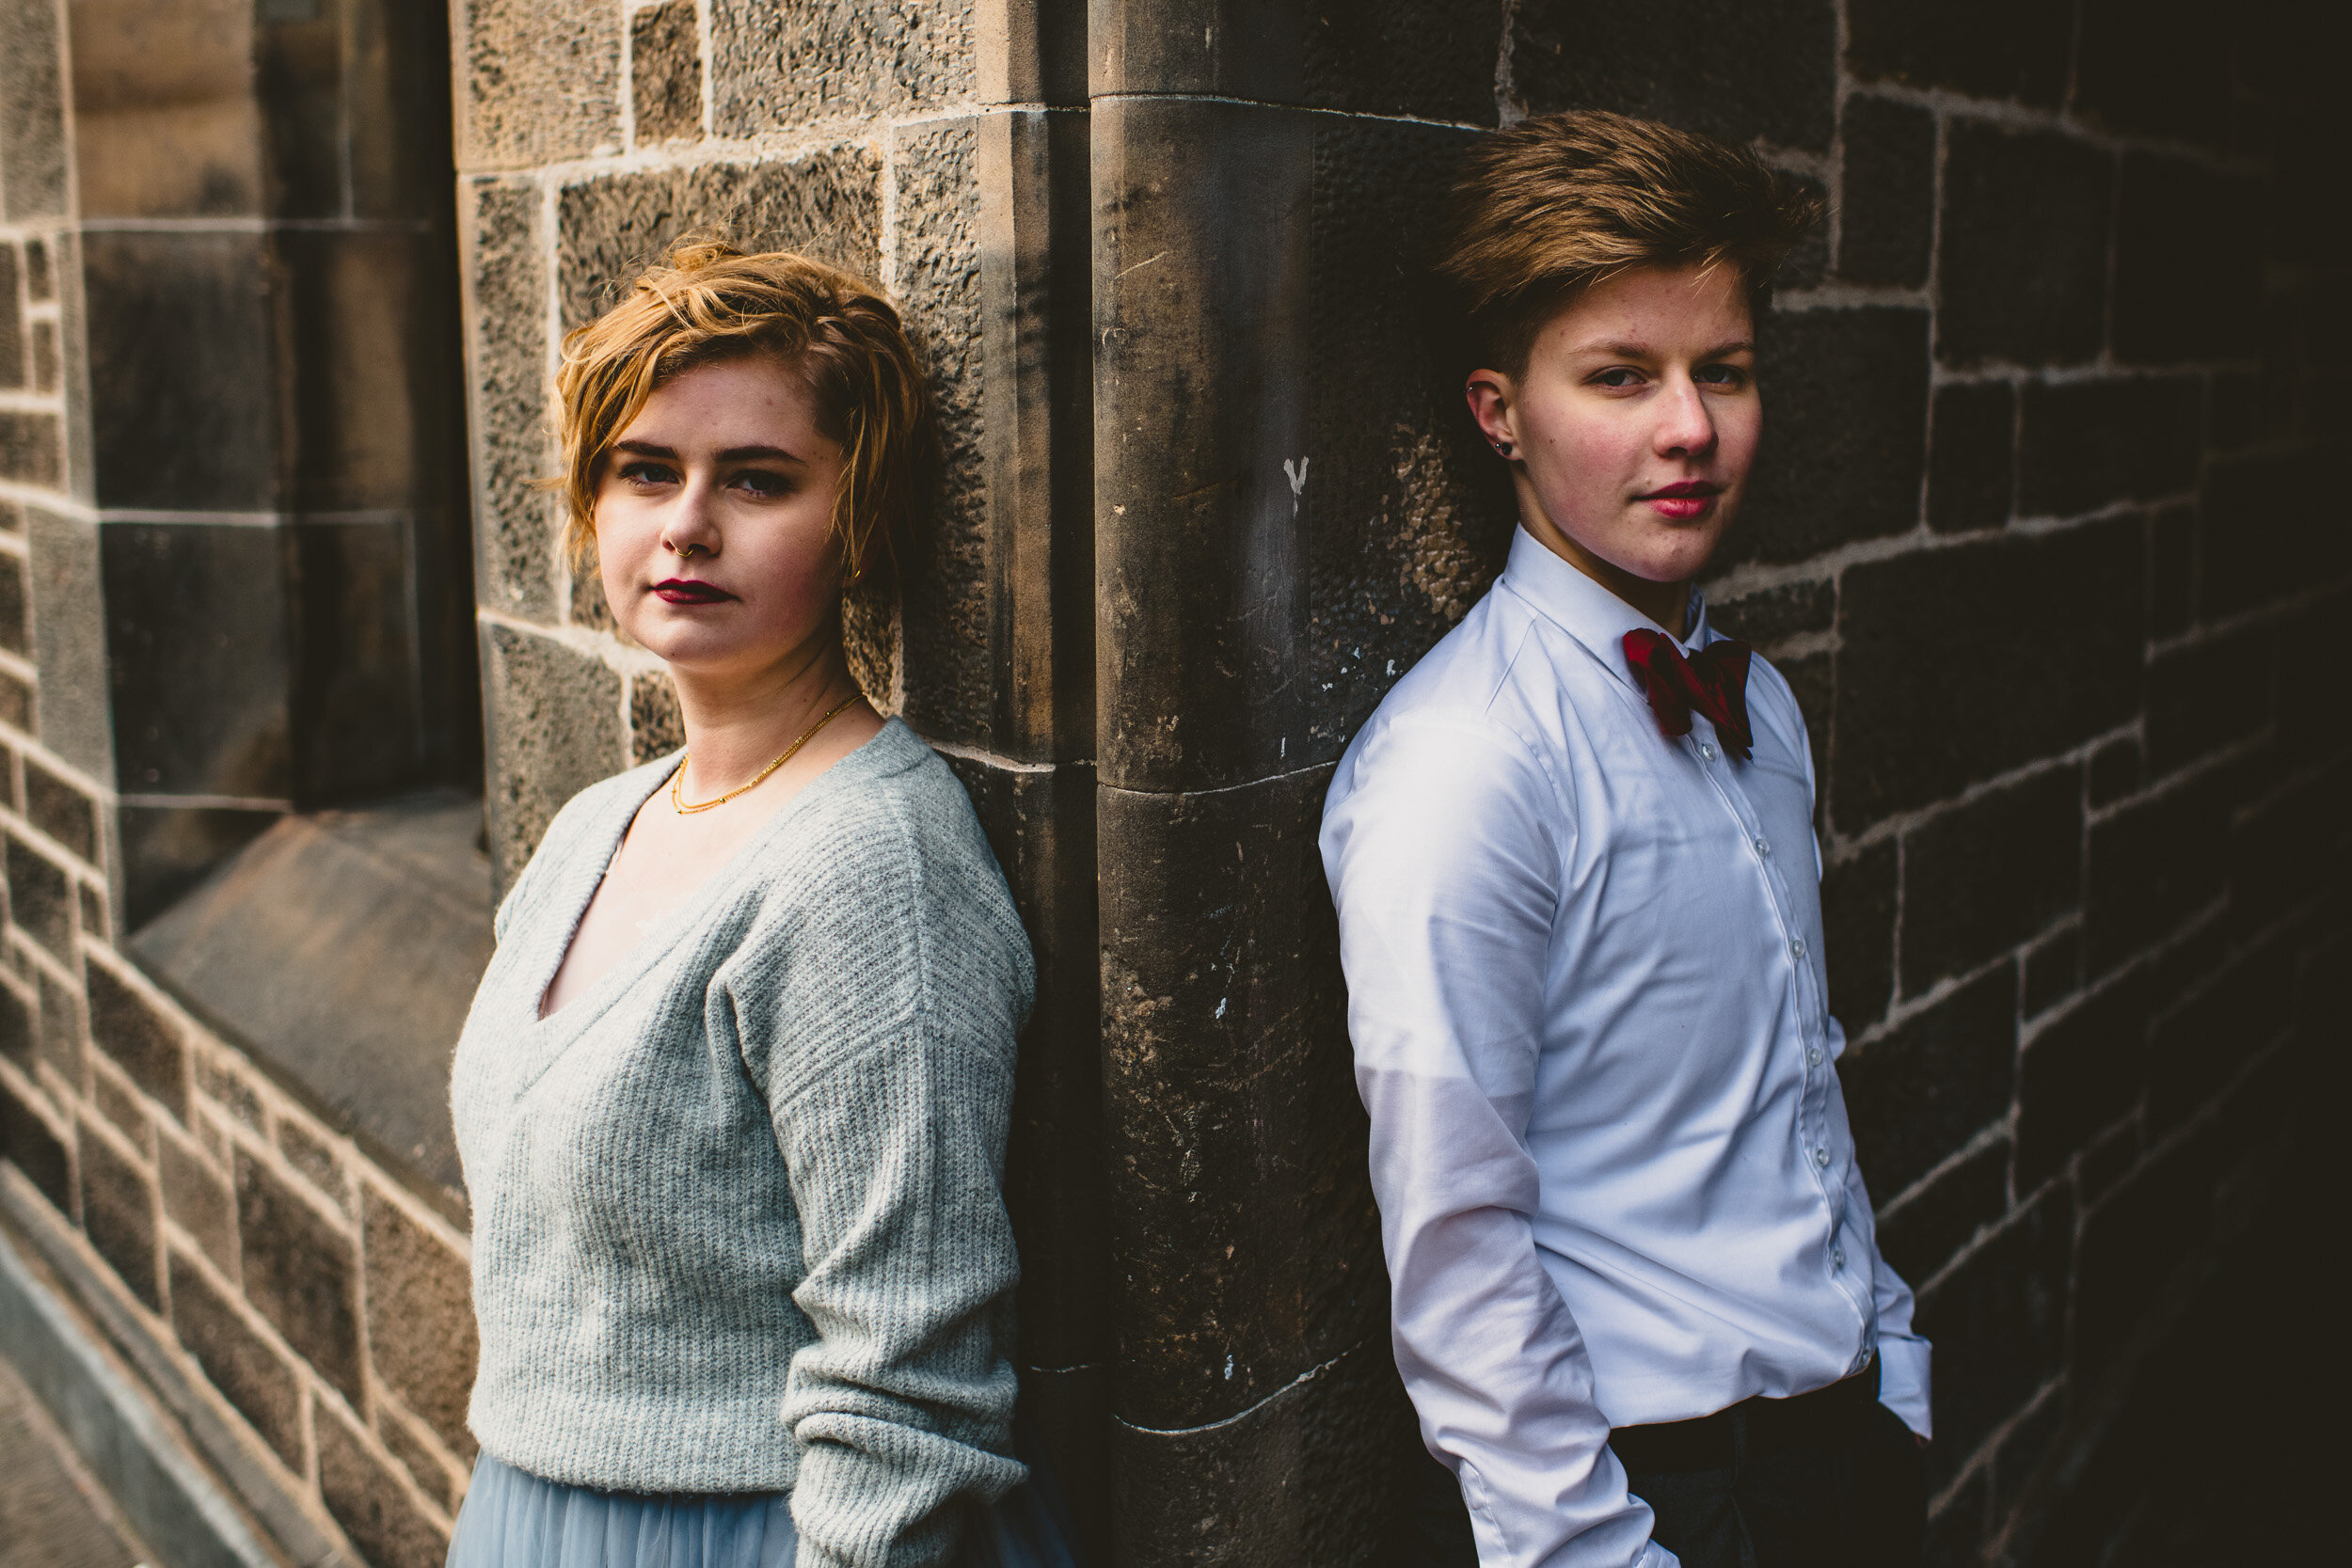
[{"xmin": 670, "ymin": 691, "xmax": 862, "ymax": 815}]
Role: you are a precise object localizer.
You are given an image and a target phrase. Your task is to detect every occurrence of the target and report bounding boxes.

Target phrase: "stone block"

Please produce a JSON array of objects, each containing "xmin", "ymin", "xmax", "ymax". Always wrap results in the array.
[
  {"xmin": 2231, "ymin": 764, "xmax": 2336, "ymax": 926},
  {"xmin": 111, "ymin": 804, "xmax": 281, "ymax": 932},
  {"xmin": 892, "ymin": 118, "xmax": 991, "ymax": 745},
  {"xmin": 2150, "ymin": 503, "xmax": 2195, "ymax": 639},
  {"xmin": 1988, "ymin": 1388, "xmax": 2064, "ymax": 1517},
  {"xmin": 2083, "ymin": 771, "xmax": 2231, "ymax": 979},
  {"xmin": 61, "ymin": 0, "xmax": 263, "ymax": 217},
  {"xmin": 1113, "ymin": 1338, "xmax": 1421, "ymax": 1568},
  {"xmin": 82, "ymin": 230, "xmax": 278, "ymax": 509},
  {"xmin": 1706, "ymin": 578, "xmax": 1834, "ymax": 648},
  {"xmin": 2146, "ymin": 625, "xmax": 2269, "ymax": 777},
  {"xmin": 1873, "ymin": 1135, "xmax": 2006, "ymax": 1287},
  {"xmin": 2017, "ymin": 376, "xmax": 2202, "ymax": 519},
  {"xmin": 317, "ymin": 1397, "xmax": 451, "ymax": 1568},
  {"xmin": 78, "ymin": 1119, "xmax": 161, "ymax": 1309},
  {"xmin": 25, "ymin": 508, "xmax": 111, "ymax": 779},
  {"xmin": 0, "ymin": 550, "xmax": 25, "ymax": 655},
  {"xmin": 2074, "ymin": 0, "xmax": 2241, "ymax": 148},
  {"xmin": 101, "ymin": 522, "xmax": 293, "ymax": 800},
  {"xmin": 1846, "ymin": 0, "xmax": 2073, "ymax": 104},
  {"xmin": 555, "ymin": 147, "xmax": 883, "ymax": 332},
  {"xmin": 256, "ymin": 0, "xmax": 342, "ymax": 218},
  {"xmin": 0, "ymin": 1072, "xmax": 70, "ymax": 1210},
  {"xmin": 37, "ymin": 965, "xmax": 84, "ymax": 1086},
  {"xmin": 2014, "ymin": 970, "xmax": 2151, "ymax": 1189},
  {"xmin": 286, "ymin": 518, "xmax": 428, "ymax": 801},
  {"xmin": 85, "ymin": 958, "xmax": 189, "ymax": 1125},
  {"xmin": 345, "ymin": 0, "xmax": 453, "ymax": 223},
  {"xmin": 1513, "ymin": 0, "xmax": 1836, "ymax": 151},
  {"xmin": 0, "ymin": 411, "xmax": 61, "ymax": 488},
  {"xmin": 235, "ymin": 1148, "xmax": 363, "ymax": 1403},
  {"xmin": 378, "ymin": 1405, "xmax": 455, "ymax": 1511},
  {"xmin": 1301, "ymin": 0, "xmax": 1502, "ymax": 121},
  {"xmin": 2148, "ymin": 934, "xmax": 2295, "ymax": 1132},
  {"xmin": 2114, "ymin": 155, "xmax": 2264, "ymax": 365},
  {"xmin": 1100, "ymin": 772, "xmax": 1383, "ymax": 1430},
  {"xmin": 456, "ymin": 0, "xmax": 620, "ymax": 170},
  {"xmin": 0, "ymin": 0, "xmax": 70, "ymax": 219},
  {"xmin": 2072, "ymin": 1132, "xmax": 2211, "ymax": 1383},
  {"xmin": 23, "ymin": 754, "xmax": 97, "ymax": 863},
  {"xmin": 24, "ymin": 238, "xmax": 50, "ymax": 301},
  {"xmin": 30, "ymin": 321, "xmax": 57, "ymax": 393},
  {"xmin": 2086, "ymin": 736, "xmax": 2140, "ymax": 810},
  {"xmin": 1821, "ymin": 839, "xmax": 1895, "ymax": 1033},
  {"xmin": 0, "ymin": 975, "xmax": 29, "ymax": 1066},
  {"xmin": 1926, "ymin": 381, "xmax": 2013, "ymax": 534},
  {"xmin": 628, "ymin": 671, "xmax": 683, "ymax": 764},
  {"xmin": 0, "ymin": 245, "xmax": 21, "ymax": 390},
  {"xmin": 1923, "ymin": 1468, "xmax": 1987, "ymax": 1568},
  {"xmin": 279, "ymin": 230, "xmax": 439, "ymax": 512},
  {"xmin": 1911, "ymin": 1184, "xmax": 2070, "ymax": 1490},
  {"xmin": 480, "ymin": 622, "xmax": 625, "ymax": 894},
  {"xmin": 463, "ymin": 179, "xmax": 556, "ymax": 623},
  {"xmin": 1835, "ymin": 519, "xmax": 2142, "ymax": 826},
  {"xmin": 2021, "ymin": 927, "xmax": 2080, "ymax": 1019},
  {"xmin": 1899, "ymin": 768, "xmax": 2081, "ymax": 995},
  {"xmin": 5, "ymin": 828, "xmax": 74, "ymax": 960},
  {"xmin": 1840, "ymin": 963, "xmax": 2016, "ymax": 1201},
  {"xmin": 158, "ymin": 1128, "xmax": 238, "ymax": 1280},
  {"xmin": 90, "ymin": 1067, "xmax": 145, "ymax": 1141},
  {"xmin": 1836, "ymin": 95, "xmax": 1934, "ymax": 289},
  {"xmin": 708, "ymin": 0, "xmax": 973, "ymax": 134},
  {"xmin": 363, "ymin": 1186, "xmax": 478, "ymax": 1456},
  {"xmin": 2202, "ymin": 453, "xmax": 2344, "ymax": 622},
  {"xmin": 1936, "ymin": 125, "xmax": 2111, "ymax": 368},
  {"xmin": 276, "ymin": 1119, "xmax": 348, "ymax": 1213},
  {"xmin": 630, "ymin": 0, "xmax": 703, "ymax": 146},
  {"xmin": 1731, "ymin": 307, "xmax": 1929, "ymax": 562},
  {"xmin": 167, "ymin": 1249, "xmax": 304, "ymax": 1471}
]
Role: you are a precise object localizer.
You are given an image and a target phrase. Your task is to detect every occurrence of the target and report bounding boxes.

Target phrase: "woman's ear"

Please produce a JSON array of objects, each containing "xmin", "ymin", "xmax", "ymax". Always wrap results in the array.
[{"xmin": 1465, "ymin": 369, "xmax": 1520, "ymax": 459}]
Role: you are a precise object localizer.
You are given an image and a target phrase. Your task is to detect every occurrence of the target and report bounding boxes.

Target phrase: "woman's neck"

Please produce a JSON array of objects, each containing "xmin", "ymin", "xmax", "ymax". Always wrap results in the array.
[{"xmin": 670, "ymin": 641, "xmax": 860, "ymax": 792}]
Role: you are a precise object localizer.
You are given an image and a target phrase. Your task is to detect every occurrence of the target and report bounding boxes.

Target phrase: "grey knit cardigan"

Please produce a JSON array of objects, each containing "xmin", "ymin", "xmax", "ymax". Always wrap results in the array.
[{"xmin": 451, "ymin": 721, "xmax": 1034, "ymax": 1568}]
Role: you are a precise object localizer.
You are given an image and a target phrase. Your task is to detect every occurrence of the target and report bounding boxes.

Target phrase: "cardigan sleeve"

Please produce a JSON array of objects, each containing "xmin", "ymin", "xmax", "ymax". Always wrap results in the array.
[{"xmin": 727, "ymin": 798, "xmax": 1031, "ymax": 1568}]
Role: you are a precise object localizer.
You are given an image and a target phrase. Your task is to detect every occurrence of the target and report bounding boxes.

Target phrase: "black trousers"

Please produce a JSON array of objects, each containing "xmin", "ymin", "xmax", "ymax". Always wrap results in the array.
[{"xmin": 1396, "ymin": 1366, "xmax": 1924, "ymax": 1568}]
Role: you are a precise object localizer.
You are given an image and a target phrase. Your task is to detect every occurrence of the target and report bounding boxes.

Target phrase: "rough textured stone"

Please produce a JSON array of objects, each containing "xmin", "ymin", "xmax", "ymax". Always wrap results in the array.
[
  {"xmin": 2201, "ymin": 454, "xmax": 2342, "ymax": 622},
  {"xmin": 2230, "ymin": 765, "xmax": 2337, "ymax": 927},
  {"xmin": 2084, "ymin": 771, "xmax": 2232, "ymax": 979},
  {"xmin": 2086, "ymin": 736, "xmax": 2142, "ymax": 811},
  {"xmin": 5, "ymin": 829, "xmax": 74, "ymax": 961},
  {"xmin": 23, "ymin": 755, "xmax": 98, "ymax": 863},
  {"xmin": 2146, "ymin": 625, "xmax": 2269, "ymax": 776},
  {"xmin": 1836, "ymin": 95, "xmax": 1934, "ymax": 289},
  {"xmin": 1841, "ymin": 964, "xmax": 2016, "ymax": 1201},
  {"xmin": 0, "ymin": 411, "xmax": 62, "ymax": 488},
  {"xmin": 1822, "ymin": 840, "xmax": 1896, "ymax": 1033},
  {"xmin": 1706, "ymin": 578, "xmax": 1835, "ymax": 648},
  {"xmin": 235, "ymin": 1148, "xmax": 363, "ymax": 1403},
  {"xmin": 2017, "ymin": 377, "xmax": 2202, "ymax": 519},
  {"xmin": 630, "ymin": 0, "xmax": 703, "ymax": 145},
  {"xmin": 1836, "ymin": 520, "xmax": 2142, "ymax": 826},
  {"xmin": 1302, "ymin": 0, "xmax": 1502, "ymax": 122},
  {"xmin": 89, "ymin": 1063, "xmax": 144, "ymax": 1140},
  {"xmin": 167, "ymin": 1249, "xmax": 305, "ymax": 1471},
  {"xmin": 0, "ymin": 245, "xmax": 21, "ymax": 390},
  {"xmin": 2074, "ymin": 0, "xmax": 2240, "ymax": 147},
  {"xmin": 480, "ymin": 622, "xmax": 625, "ymax": 895},
  {"xmin": 1731, "ymin": 307, "xmax": 1930, "ymax": 562},
  {"xmin": 111, "ymin": 804, "xmax": 282, "ymax": 932},
  {"xmin": 1513, "ymin": 0, "xmax": 1836, "ymax": 151},
  {"xmin": 78, "ymin": 1119, "xmax": 161, "ymax": 1308},
  {"xmin": 1873, "ymin": 1135, "xmax": 2007, "ymax": 1288},
  {"xmin": 457, "ymin": 0, "xmax": 619, "ymax": 169},
  {"xmin": 0, "ymin": 0, "xmax": 70, "ymax": 219},
  {"xmin": 0, "ymin": 1073, "xmax": 70, "ymax": 1210},
  {"xmin": 1927, "ymin": 382, "xmax": 2014, "ymax": 534},
  {"xmin": 2113, "ymin": 155, "xmax": 2264, "ymax": 365},
  {"xmin": 2148, "ymin": 933, "xmax": 2295, "ymax": 1132},
  {"xmin": 158, "ymin": 1127, "xmax": 238, "ymax": 1280},
  {"xmin": 1899, "ymin": 768, "xmax": 2082, "ymax": 994},
  {"xmin": 1846, "ymin": 0, "xmax": 2074, "ymax": 104},
  {"xmin": 276, "ymin": 1118, "xmax": 348, "ymax": 1214},
  {"xmin": 1100, "ymin": 772, "xmax": 1382, "ymax": 1429},
  {"xmin": 1937, "ymin": 125, "xmax": 2112, "ymax": 369},
  {"xmin": 1913, "ymin": 1185, "xmax": 2071, "ymax": 1491},
  {"xmin": 377, "ymin": 1406, "xmax": 456, "ymax": 1511},
  {"xmin": 628, "ymin": 670, "xmax": 684, "ymax": 764},
  {"xmin": 363, "ymin": 1186, "xmax": 478, "ymax": 1456},
  {"xmin": 26, "ymin": 509, "xmax": 113, "ymax": 780},
  {"xmin": 2072, "ymin": 1132, "xmax": 2211, "ymax": 1383},
  {"xmin": 316, "ymin": 1398, "xmax": 451, "ymax": 1568},
  {"xmin": 0, "ymin": 976, "xmax": 30, "ymax": 1067},
  {"xmin": 0, "ymin": 548, "xmax": 35, "ymax": 657},
  {"xmin": 708, "ymin": 0, "xmax": 973, "ymax": 135},
  {"xmin": 2014, "ymin": 971, "xmax": 2151, "ymax": 1189},
  {"xmin": 556, "ymin": 148, "xmax": 883, "ymax": 331},
  {"xmin": 36, "ymin": 966, "xmax": 84, "ymax": 1087},
  {"xmin": 2021, "ymin": 927, "xmax": 2081, "ymax": 1019},
  {"xmin": 464, "ymin": 179, "xmax": 556, "ymax": 623}
]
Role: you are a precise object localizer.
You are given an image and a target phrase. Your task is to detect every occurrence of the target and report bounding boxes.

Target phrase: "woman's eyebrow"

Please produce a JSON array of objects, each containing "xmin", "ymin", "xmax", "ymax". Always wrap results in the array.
[
  {"xmin": 612, "ymin": 438, "xmax": 676, "ymax": 458},
  {"xmin": 718, "ymin": 444, "xmax": 806, "ymax": 465}
]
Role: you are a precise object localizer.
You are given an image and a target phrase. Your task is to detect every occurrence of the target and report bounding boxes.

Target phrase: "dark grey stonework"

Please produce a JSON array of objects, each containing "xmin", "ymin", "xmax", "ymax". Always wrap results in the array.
[
  {"xmin": 167, "ymin": 1251, "xmax": 304, "ymax": 1471},
  {"xmin": 1846, "ymin": 0, "xmax": 2074, "ymax": 104},
  {"xmin": 1513, "ymin": 0, "xmax": 1836, "ymax": 150},
  {"xmin": 1836, "ymin": 95, "xmax": 1935, "ymax": 289},
  {"xmin": 1841, "ymin": 963, "xmax": 2018, "ymax": 1199},
  {"xmin": 1900, "ymin": 767, "xmax": 2084, "ymax": 995},
  {"xmin": 1734, "ymin": 305, "xmax": 1931, "ymax": 562},
  {"xmin": 76, "ymin": 1123, "xmax": 161, "ymax": 1310},
  {"xmin": 1937, "ymin": 124, "xmax": 2113, "ymax": 369},
  {"xmin": 233, "ymin": 1149, "xmax": 363, "ymax": 1405},
  {"xmin": 1928, "ymin": 382, "xmax": 2016, "ymax": 534},
  {"xmin": 479, "ymin": 622, "xmax": 624, "ymax": 893}
]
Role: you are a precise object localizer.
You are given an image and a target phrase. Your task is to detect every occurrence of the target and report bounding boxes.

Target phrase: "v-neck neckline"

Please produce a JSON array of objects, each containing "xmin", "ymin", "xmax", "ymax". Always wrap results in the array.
[{"xmin": 523, "ymin": 719, "xmax": 912, "ymax": 1037}]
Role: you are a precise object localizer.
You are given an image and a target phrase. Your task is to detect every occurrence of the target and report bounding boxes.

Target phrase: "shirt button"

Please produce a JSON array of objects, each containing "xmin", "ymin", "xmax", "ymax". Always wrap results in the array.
[
  {"xmin": 1788, "ymin": 937, "xmax": 1806, "ymax": 958},
  {"xmin": 1754, "ymin": 837, "xmax": 1771, "ymax": 855},
  {"xmin": 1833, "ymin": 1249, "xmax": 1847, "ymax": 1269},
  {"xmin": 1806, "ymin": 1046, "xmax": 1823, "ymax": 1067},
  {"xmin": 1698, "ymin": 742, "xmax": 1717, "ymax": 762},
  {"xmin": 1814, "ymin": 1148, "xmax": 1831, "ymax": 1167}
]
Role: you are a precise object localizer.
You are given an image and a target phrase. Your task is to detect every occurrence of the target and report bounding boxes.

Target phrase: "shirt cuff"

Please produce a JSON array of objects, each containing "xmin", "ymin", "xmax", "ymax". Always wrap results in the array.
[
  {"xmin": 1635, "ymin": 1542, "xmax": 1682, "ymax": 1568},
  {"xmin": 1877, "ymin": 1335, "xmax": 1932, "ymax": 1440}
]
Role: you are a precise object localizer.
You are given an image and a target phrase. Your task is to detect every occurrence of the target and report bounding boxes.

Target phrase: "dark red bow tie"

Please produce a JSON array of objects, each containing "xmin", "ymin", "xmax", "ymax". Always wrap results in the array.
[{"xmin": 1622, "ymin": 629, "xmax": 1755, "ymax": 761}]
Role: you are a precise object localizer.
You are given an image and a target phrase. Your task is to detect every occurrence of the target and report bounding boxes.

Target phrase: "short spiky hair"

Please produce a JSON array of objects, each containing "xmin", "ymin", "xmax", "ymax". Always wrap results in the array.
[
  {"xmin": 553, "ymin": 238, "xmax": 931, "ymax": 581},
  {"xmin": 1434, "ymin": 110, "xmax": 1823, "ymax": 375}
]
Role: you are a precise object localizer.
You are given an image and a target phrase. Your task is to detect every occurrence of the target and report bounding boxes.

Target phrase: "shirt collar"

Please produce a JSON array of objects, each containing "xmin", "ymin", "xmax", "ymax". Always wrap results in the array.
[{"xmin": 1496, "ymin": 525, "xmax": 1715, "ymax": 694}]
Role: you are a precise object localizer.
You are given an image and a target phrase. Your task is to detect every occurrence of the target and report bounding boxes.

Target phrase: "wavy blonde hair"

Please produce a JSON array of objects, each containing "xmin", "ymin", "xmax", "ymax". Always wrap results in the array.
[{"xmin": 554, "ymin": 237, "xmax": 931, "ymax": 585}]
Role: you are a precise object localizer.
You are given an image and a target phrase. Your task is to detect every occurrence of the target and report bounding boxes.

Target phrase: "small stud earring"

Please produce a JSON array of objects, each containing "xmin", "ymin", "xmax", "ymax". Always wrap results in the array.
[{"xmin": 1491, "ymin": 440, "xmax": 1513, "ymax": 458}]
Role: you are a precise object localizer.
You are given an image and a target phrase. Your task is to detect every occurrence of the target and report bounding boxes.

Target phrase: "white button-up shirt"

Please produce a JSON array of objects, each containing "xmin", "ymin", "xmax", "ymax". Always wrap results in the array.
[{"xmin": 1320, "ymin": 527, "xmax": 1931, "ymax": 1568}]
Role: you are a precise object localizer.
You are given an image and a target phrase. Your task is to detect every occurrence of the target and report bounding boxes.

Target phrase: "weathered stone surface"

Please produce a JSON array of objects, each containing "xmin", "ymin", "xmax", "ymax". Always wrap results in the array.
[
  {"xmin": 2230, "ymin": 763, "xmax": 2336, "ymax": 929},
  {"xmin": 255, "ymin": 0, "xmax": 342, "ymax": 218},
  {"xmin": 1913, "ymin": 1185, "xmax": 2071, "ymax": 1492},
  {"xmin": 1515, "ymin": 0, "xmax": 1836, "ymax": 150},
  {"xmin": 0, "ymin": 245, "xmax": 21, "ymax": 391},
  {"xmin": 0, "ymin": 0, "xmax": 70, "ymax": 219},
  {"xmin": 2113, "ymin": 155, "xmax": 2264, "ymax": 365},
  {"xmin": 0, "ymin": 976, "xmax": 30, "ymax": 1067},
  {"xmin": 2017, "ymin": 376, "xmax": 2202, "ymax": 518},
  {"xmin": 276, "ymin": 1119, "xmax": 348, "ymax": 1214},
  {"xmin": 111, "ymin": 805, "xmax": 281, "ymax": 932},
  {"xmin": 235, "ymin": 1148, "xmax": 363, "ymax": 1403},
  {"xmin": 158, "ymin": 1126, "xmax": 238, "ymax": 1280},
  {"xmin": 2071, "ymin": 1131, "xmax": 2211, "ymax": 1383},
  {"xmin": 1873, "ymin": 1135, "xmax": 2006, "ymax": 1287},
  {"xmin": 25, "ymin": 508, "xmax": 111, "ymax": 779},
  {"xmin": 78, "ymin": 1118, "xmax": 161, "ymax": 1308},
  {"xmin": 82, "ymin": 230, "xmax": 277, "ymax": 509},
  {"xmin": 1113, "ymin": 1337, "xmax": 1420, "ymax": 1568},
  {"xmin": 630, "ymin": 0, "xmax": 704, "ymax": 145},
  {"xmin": 1841, "ymin": 963, "xmax": 2016, "ymax": 1201},
  {"xmin": 1822, "ymin": 839, "xmax": 1896, "ymax": 1033},
  {"xmin": 1847, "ymin": 0, "xmax": 2074, "ymax": 104},
  {"xmin": 2201, "ymin": 453, "xmax": 2343, "ymax": 622},
  {"xmin": 893, "ymin": 118, "xmax": 991, "ymax": 745},
  {"xmin": 456, "ymin": 0, "xmax": 620, "ymax": 170},
  {"xmin": 89, "ymin": 1062, "xmax": 145, "ymax": 1140},
  {"xmin": 37, "ymin": 966, "xmax": 85, "ymax": 1089},
  {"xmin": 1100, "ymin": 772, "xmax": 1382, "ymax": 1429},
  {"xmin": 628, "ymin": 670, "xmax": 684, "ymax": 764},
  {"xmin": 0, "ymin": 411, "xmax": 61, "ymax": 488},
  {"xmin": 84, "ymin": 959, "xmax": 191, "ymax": 1124},
  {"xmin": 2087, "ymin": 735, "xmax": 2142, "ymax": 811},
  {"xmin": 363, "ymin": 1186, "xmax": 477, "ymax": 1456},
  {"xmin": 2074, "ymin": 0, "xmax": 2241, "ymax": 147},
  {"xmin": 316, "ymin": 1398, "xmax": 450, "ymax": 1568},
  {"xmin": 167, "ymin": 1249, "xmax": 305, "ymax": 1471},
  {"xmin": 60, "ymin": 0, "xmax": 262, "ymax": 217},
  {"xmin": 1836, "ymin": 96, "xmax": 1934, "ymax": 289},
  {"xmin": 1731, "ymin": 306, "xmax": 1930, "ymax": 563},
  {"xmin": 2148, "ymin": 932, "xmax": 2295, "ymax": 1132},
  {"xmin": 23, "ymin": 755, "xmax": 97, "ymax": 863},
  {"xmin": 2083, "ymin": 770, "xmax": 2231, "ymax": 979},
  {"xmin": 1835, "ymin": 520, "xmax": 2142, "ymax": 826},
  {"xmin": 0, "ymin": 1074, "xmax": 70, "ymax": 1210},
  {"xmin": 709, "ymin": 0, "xmax": 973, "ymax": 133},
  {"xmin": 464, "ymin": 179, "xmax": 556, "ymax": 623},
  {"xmin": 378, "ymin": 1406, "xmax": 455, "ymax": 1511},
  {"xmin": 1900, "ymin": 767, "xmax": 2082, "ymax": 994},
  {"xmin": 556, "ymin": 148, "xmax": 883, "ymax": 331},
  {"xmin": 480, "ymin": 622, "xmax": 625, "ymax": 894},
  {"xmin": 2146, "ymin": 625, "xmax": 2269, "ymax": 776},
  {"xmin": 1937, "ymin": 125, "xmax": 2112, "ymax": 368},
  {"xmin": 1302, "ymin": 0, "xmax": 1502, "ymax": 122},
  {"xmin": 1706, "ymin": 578, "xmax": 1835, "ymax": 648},
  {"xmin": 0, "ymin": 548, "xmax": 24, "ymax": 657},
  {"xmin": 2014, "ymin": 971, "xmax": 2151, "ymax": 1189},
  {"xmin": 1927, "ymin": 381, "xmax": 2014, "ymax": 534},
  {"xmin": 286, "ymin": 518, "xmax": 427, "ymax": 800},
  {"xmin": 5, "ymin": 829, "xmax": 74, "ymax": 960},
  {"xmin": 2021, "ymin": 927, "xmax": 2081, "ymax": 1019},
  {"xmin": 280, "ymin": 231, "xmax": 440, "ymax": 513}
]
